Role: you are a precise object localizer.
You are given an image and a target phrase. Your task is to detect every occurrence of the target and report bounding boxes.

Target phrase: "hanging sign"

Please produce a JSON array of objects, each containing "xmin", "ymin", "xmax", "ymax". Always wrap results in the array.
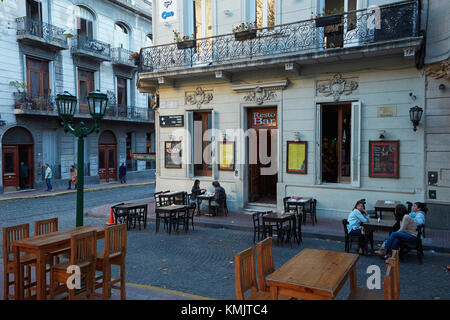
[
  {"xmin": 250, "ymin": 109, "xmax": 277, "ymax": 128},
  {"xmin": 132, "ymin": 153, "xmax": 156, "ymax": 161}
]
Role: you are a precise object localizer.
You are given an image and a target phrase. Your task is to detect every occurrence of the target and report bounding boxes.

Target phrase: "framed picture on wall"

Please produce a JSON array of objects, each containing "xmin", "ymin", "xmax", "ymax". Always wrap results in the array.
[
  {"xmin": 286, "ymin": 141, "xmax": 307, "ymax": 174},
  {"xmin": 218, "ymin": 141, "xmax": 235, "ymax": 171},
  {"xmin": 164, "ymin": 141, "xmax": 182, "ymax": 169},
  {"xmin": 369, "ymin": 140, "xmax": 400, "ymax": 178}
]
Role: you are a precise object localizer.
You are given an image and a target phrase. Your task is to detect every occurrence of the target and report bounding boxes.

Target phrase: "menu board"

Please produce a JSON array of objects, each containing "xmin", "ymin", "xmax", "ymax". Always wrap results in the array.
[
  {"xmin": 219, "ymin": 141, "xmax": 234, "ymax": 171},
  {"xmin": 369, "ymin": 140, "xmax": 399, "ymax": 178},
  {"xmin": 164, "ymin": 141, "xmax": 182, "ymax": 169},
  {"xmin": 286, "ymin": 141, "xmax": 307, "ymax": 174}
]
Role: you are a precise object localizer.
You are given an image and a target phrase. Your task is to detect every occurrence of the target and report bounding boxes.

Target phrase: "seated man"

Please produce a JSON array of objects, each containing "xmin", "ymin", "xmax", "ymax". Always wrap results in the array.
[{"xmin": 211, "ymin": 181, "xmax": 227, "ymax": 214}]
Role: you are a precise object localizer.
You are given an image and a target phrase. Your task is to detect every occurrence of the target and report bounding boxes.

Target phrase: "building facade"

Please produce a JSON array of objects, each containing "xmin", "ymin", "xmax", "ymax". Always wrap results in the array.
[
  {"xmin": 0, "ymin": 0, "xmax": 156, "ymax": 192},
  {"xmin": 137, "ymin": 0, "xmax": 448, "ymax": 225}
]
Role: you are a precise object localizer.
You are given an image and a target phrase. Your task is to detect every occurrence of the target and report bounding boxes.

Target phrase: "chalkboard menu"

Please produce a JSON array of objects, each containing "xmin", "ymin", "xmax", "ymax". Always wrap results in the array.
[
  {"xmin": 165, "ymin": 141, "xmax": 182, "ymax": 168},
  {"xmin": 160, "ymin": 115, "xmax": 184, "ymax": 127}
]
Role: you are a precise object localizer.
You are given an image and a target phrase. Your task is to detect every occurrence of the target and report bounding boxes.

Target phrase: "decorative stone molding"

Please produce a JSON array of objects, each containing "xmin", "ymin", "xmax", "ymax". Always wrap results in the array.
[
  {"xmin": 425, "ymin": 59, "xmax": 450, "ymax": 80},
  {"xmin": 243, "ymin": 87, "xmax": 277, "ymax": 105},
  {"xmin": 185, "ymin": 87, "xmax": 214, "ymax": 109},
  {"xmin": 231, "ymin": 80, "xmax": 288, "ymax": 105},
  {"xmin": 316, "ymin": 74, "xmax": 358, "ymax": 101}
]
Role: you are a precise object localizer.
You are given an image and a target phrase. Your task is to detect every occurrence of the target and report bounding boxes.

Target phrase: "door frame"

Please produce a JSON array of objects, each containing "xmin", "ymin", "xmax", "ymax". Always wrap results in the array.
[{"xmin": 98, "ymin": 144, "xmax": 117, "ymax": 182}]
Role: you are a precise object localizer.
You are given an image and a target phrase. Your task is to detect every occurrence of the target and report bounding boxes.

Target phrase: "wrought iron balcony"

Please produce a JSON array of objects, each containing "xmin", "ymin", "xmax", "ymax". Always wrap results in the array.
[
  {"xmin": 13, "ymin": 93, "xmax": 56, "ymax": 115},
  {"xmin": 16, "ymin": 17, "xmax": 68, "ymax": 50},
  {"xmin": 139, "ymin": 0, "xmax": 420, "ymax": 75},
  {"xmin": 103, "ymin": 104, "xmax": 155, "ymax": 122},
  {"xmin": 111, "ymin": 48, "xmax": 138, "ymax": 68},
  {"xmin": 71, "ymin": 35, "xmax": 111, "ymax": 61}
]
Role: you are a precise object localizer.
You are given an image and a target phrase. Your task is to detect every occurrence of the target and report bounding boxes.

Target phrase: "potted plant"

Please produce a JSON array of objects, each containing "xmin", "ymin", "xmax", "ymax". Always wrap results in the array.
[
  {"xmin": 9, "ymin": 81, "xmax": 27, "ymax": 109},
  {"xmin": 173, "ymin": 30, "xmax": 196, "ymax": 49},
  {"xmin": 129, "ymin": 52, "xmax": 140, "ymax": 65},
  {"xmin": 313, "ymin": 7, "xmax": 344, "ymax": 27},
  {"xmin": 232, "ymin": 21, "xmax": 257, "ymax": 41}
]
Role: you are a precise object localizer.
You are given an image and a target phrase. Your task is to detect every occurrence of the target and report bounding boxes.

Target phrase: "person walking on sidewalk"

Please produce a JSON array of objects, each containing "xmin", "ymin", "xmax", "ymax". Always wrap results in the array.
[
  {"xmin": 119, "ymin": 163, "xmax": 127, "ymax": 184},
  {"xmin": 68, "ymin": 165, "xmax": 78, "ymax": 190},
  {"xmin": 44, "ymin": 163, "xmax": 53, "ymax": 192}
]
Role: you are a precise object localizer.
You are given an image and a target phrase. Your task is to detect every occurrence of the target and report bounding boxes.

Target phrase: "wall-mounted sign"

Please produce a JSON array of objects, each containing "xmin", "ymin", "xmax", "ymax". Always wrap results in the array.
[
  {"xmin": 369, "ymin": 140, "xmax": 400, "ymax": 178},
  {"xmin": 165, "ymin": 141, "xmax": 182, "ymax": 168},
  {"xmin": 132, "ymin": 153, "xmax": 156, "ymax": 161},
  {"xmin": 160, "ymin": 115, "xmax": 184, "ymax": 127},
  {"xmin": 287, "ymin": 141, "xmax": 307, "ymax": 174},
  {"xmin": 250, "ymin": 109, "xmax": 277, "ymax": 128},
  {"xmin": 219, "ymin": 141, "xmax": 235, "ymax": 171},
  {"xmin": 160, "ymin": 0, "xmax": 176, "ymax": 21},
  {"xmin": 378, "ymin": 105, "xmax": 397, "ymax": 118}
]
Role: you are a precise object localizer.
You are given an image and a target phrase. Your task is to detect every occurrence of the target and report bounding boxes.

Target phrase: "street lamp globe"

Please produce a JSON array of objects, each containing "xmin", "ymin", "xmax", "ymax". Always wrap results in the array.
[
  {"xmin": 87, "ymin": 90, "xmax": 108, "ymax": 120},
  {"xmin": 56, "ymin": 91, "xmax": 77, "ymax": 123}
]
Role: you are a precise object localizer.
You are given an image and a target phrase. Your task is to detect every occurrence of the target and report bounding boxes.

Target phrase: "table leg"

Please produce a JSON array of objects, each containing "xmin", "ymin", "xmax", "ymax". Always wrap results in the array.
[
  {"xmin": 13, "ymin": 246, "xmax": 22, "ymax": 300},
  {"xmin": 36, "ymin": 250, "xmax": 46, "ymax": 300},
  {"xmin": 270, "ymin": 286, "xmax": 279, "ymax": 300},
  {"xmin": 349, "ymin": 265, "xmax": 357, "ymax": 293},
  {"xmin": 155, "ymin": 212, "xmax": 160, "ymax": 233}
]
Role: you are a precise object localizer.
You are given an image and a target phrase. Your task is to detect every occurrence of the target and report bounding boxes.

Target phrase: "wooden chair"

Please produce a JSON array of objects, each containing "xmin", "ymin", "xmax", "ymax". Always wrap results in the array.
[
  {"xmin": 342, "ymin": 219, "xmax": 363, "ymax": 253},
  {"xmin": 2, "ymin": 224, "xmax": 37, "ymax": 300},
  {"xmin": 34, "ymin": 218, "xmax": 71, "ymax": 263},
  {"xmin": 49, "ymin": 231, "xmax": 97, "ymax": 300},
  {"xmin": 399, "ymin": 225, "xmax": 424, "ymax": 264},
  {"xmin": 177, "ymin": 205, "xmax": 195, "ymax": 232},
  {"xmin": 256, "ymin": 237, "xmax": 292, "ymax": 300},
  {"xmin": 303, "ymin": 199, "xmax": 317, "ymax": 225},
  {"xmin": 347, "ymin": 250, "xmax": 400, "ymax": 300},
  {"xmin": 94, "ymin": 224, "xmax": 127, "ymax": 300},
  {"xmin": 111, "ymin": 203, "xmax": 127, "ymax": 225}
]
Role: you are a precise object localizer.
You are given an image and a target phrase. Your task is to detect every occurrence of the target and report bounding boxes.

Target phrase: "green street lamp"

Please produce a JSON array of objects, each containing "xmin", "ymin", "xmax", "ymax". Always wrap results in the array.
[{"xmin": 56, "ymin": 90, "xmax": 108, "ymax": 227}]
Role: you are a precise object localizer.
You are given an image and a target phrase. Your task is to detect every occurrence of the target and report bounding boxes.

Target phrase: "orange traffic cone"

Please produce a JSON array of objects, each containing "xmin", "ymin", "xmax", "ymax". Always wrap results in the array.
[{"xmin": 106, "ymin": 208, "xmax": 115, "ymax": 225}]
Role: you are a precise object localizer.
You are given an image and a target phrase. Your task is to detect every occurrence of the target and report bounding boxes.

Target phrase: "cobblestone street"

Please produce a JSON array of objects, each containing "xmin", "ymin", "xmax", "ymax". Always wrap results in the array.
[{"xmin": 1, "ymin": 185, "xmax": 449, "ymax": 300}]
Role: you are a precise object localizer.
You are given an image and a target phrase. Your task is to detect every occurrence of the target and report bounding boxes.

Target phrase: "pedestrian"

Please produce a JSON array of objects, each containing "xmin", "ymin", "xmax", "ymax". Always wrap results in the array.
[
  {"xmin": 68, "ymin": 165, "xmax": 78, "ymax": 190},
  {"xmin": 191, "ymin": 179, "xmax": 206, "ymax": 216},
  {"xmin": 19, "ymin": 161, "xmax": 29, "ymax": 189},
  {"xmin": 44, "ymin": 163, "xmax": 52, "ymax": 192},
  {"xmin": 119, "ymin": 162, "xmax": 127, "ymax": 184},
  {"xmin": 346, "ymin": 200, "xmax": 370, "ymax": 255}
]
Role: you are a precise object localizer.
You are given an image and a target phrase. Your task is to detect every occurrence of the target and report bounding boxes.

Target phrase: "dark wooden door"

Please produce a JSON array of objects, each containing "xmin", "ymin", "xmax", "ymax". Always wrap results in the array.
[
  {"xmin": 2, "ymin": 145, "xmax": 19, "ymax": 188},
  {"xmin": 99, "ymin": 144, "xmax": 117, "ymax": 182}
]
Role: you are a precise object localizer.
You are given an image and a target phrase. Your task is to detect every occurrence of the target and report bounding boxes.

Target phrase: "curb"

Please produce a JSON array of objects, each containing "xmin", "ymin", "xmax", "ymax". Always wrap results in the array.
[{"xmin": 0, "ymin": 181, "xmax": 156, "ymax": 203}]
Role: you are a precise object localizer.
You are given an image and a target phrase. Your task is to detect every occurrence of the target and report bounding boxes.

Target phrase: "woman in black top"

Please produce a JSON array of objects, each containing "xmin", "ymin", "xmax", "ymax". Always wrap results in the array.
[{"xmin": 191, "ymin": 179, "xmax": 206, "ymax": 215}]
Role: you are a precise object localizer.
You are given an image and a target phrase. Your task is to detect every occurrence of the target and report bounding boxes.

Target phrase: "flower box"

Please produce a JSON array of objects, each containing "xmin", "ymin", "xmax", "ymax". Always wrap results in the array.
[
  {"xmin": 234, "ymin": 30, "xmax": 257, "ymax": 41},
  {"xmin": 177, "ymin": 40, "xmax": 196, "ymax": 49},
  {"xmin": 133, "ymin": 56, "xmax": 140, "ymax": 66},
  {"xmin": 315, "ymin": 14, "xmax": 342, "ymax": 27}
]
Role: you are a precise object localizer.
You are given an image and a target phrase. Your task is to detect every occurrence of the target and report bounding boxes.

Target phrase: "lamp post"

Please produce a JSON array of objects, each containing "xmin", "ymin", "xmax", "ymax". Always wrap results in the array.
[{"xmin": 56, "ymin": 90, "xmax": 108, "ymax": 227}]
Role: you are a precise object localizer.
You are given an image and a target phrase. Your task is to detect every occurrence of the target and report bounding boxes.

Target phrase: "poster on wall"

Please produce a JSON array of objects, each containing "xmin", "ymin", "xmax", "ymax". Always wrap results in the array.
[
  {"xmin": 369, "ymin": 140, "xmax": 399, "ymax": 178},
  {"xmin": 160, "ymin": 0, "xmax": 177, "ymax": 21},
  {"xmin": 219, "ymin": 141, "xmax": 234, "ymax": 171},
  {"xmin": 165, "ymin": 141, "xmax": 182, "ymax": 168},
  {"xmin": 286, "ymin": 141, "xmax": 307, "ymax": 174}
]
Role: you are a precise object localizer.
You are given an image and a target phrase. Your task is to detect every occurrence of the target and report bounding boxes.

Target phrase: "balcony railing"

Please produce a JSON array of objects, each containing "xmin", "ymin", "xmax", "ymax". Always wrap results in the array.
[
  {"xmin": 103, "ymin": 104, "xmax": 155, "ymax": 122},
  {"xmin": 16, "ymin": 17, "xmax": 68, "ymax": 49},
  {"xmin": 139, "ymin": 0, "xmax": 419, "ymax": 73},
  {"xmin": 111, "ymin": 47, "xmax": 138, "ymax": 67},
  {"xmin": 13, "ymin": 93, "xmax": 56, "ymax": 112},
  {"xmin": 71, "ymin": 35, "xmax": 111, "ymax": 60}
]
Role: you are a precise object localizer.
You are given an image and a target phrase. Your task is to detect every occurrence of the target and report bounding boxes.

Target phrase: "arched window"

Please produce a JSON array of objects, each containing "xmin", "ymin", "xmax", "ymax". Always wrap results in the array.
[
  {"xmin": 114, "ymin": 22, "xmax": 130, "ymax": 49},
  {"xmin": 76, "ymin": 6, "xmax": 95, "ymax": 39}
]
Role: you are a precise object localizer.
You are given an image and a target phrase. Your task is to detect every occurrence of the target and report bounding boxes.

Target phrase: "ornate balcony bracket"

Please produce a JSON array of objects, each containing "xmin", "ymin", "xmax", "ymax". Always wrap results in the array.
[{"xmin": 316, "ymin": 74, "xmax": 359, "ymax": 102}]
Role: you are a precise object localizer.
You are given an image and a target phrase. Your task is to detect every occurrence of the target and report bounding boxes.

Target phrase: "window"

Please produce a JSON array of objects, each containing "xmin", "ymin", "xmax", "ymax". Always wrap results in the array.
[
  {"xmin": 323, "ymin": 0, "xmax": 357, "ymax": 48},
  {"xmin": 146, "ymin": 133, "xmax": 155, "ymax": 169},
  {"xmin": 193, "ymin": 0, "xmax": 212, "ymax": 39},
  {"xmin": 321, "ymin": 104, "xmax": 351, "ymax": 184},
  {"xmin": 26, "ymin": 57, "xmax": 49, "ymax": 98},
  {"xmin": 117, "ymin": 77, "xmax": 127, "ymax": 106},
  {"xmin": 114, "ymin": 23, "xmax": 129, "ymax": 49},
  {"xmin": 76, "ymin": 7, "xmax": 94, "ymax": 39},
  {"xmin": 78, "ymin": 68, "xmax": 95, "ymax": 114},
  {"xmin": 126, "ymin": 132, "xmax": 136, "ymax": 171},
  {"xmin": 255, "ymin": 0, "xmax": 275, "ymax": 29},
  {"xmin": 26, "ymin": 0, "xmax": 42, "ymax": 22},
  {"xmin": 193, "ymin": 111, "xmax": 212, "ymax": 177}
]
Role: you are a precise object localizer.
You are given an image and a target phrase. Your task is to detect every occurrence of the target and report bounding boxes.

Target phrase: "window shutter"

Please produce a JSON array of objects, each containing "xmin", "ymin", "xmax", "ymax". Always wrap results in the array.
[
  {"xmin": 212, "ymin": 110, "xmax": 219, "ymax": 180},
  {"xmin": 351, "ymin": 101, "xmax": 361, "ymax": 188},
  {"xmin": 315, "ymin": 104, "xmax": 322, "ymax": 185},
  {"xmin": 186, "ymin": 111, "xmax": 194, "ymax": 178}
]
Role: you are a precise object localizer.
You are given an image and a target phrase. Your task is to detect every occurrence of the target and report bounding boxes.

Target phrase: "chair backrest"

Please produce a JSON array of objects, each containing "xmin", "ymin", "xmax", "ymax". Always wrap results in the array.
[
  {"xmin": 256, "ymin": 237, "xmax": 274, "ymax": 292},
  {"xmin": 70, "ymin": 231, "xmax": 97, "ymax": 267},
  {"xmin": 383, "ymin": 264, "xmax": 394, "ymax": 300},
  {"xmin": 234, "ymin": 247, "xmax": 258, "ymax": 300},
  {"xmin": 252, "ymin": 212, "xmax": 261, "ymax": 228},
  {"xmin": 2, "ymin": 223, "xmax": 30, "ymax": 261},
  {"xmin": 104, "ymin": 224, "xmax": 127, "ymax": 259},
  {"xmin": 387, "ymin": 249, "xmax": 400, "ymax": 300},
  {"xmin": 342, "ymin": 219, "xmax": 349, "ymax": 236},
  {"xmin": 282, "ymin": 197, "xmax": 291, "ymax": 211},
  {"xmin": 34, "ymin": 217, "xmax": 58, "ymax": 236}
]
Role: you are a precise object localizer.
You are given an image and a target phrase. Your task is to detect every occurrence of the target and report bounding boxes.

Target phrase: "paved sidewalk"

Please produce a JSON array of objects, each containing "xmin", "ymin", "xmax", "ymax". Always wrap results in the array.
[
  {"xmin": 0, "ymin": 181, "xmax": 155, "ymax": 202},
  {"xmin": 87, "ymin": 198, "xmax": 450, "ymax": 253}
]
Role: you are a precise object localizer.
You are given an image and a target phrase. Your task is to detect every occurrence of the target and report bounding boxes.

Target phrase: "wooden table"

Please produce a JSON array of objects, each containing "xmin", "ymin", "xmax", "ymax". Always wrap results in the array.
[
  {"xmin": 266, "ymin": 249, "xmax": 359, "ymax": 300},
  {"xmin": 114, "ymin": 202, "xmax": 148, "ymax": 230},
  {"xmin": 197, "ymin": 193, "xmax": 214, "ymax": 216},
  {"xmin": 154, "ymin": 204, "xmax": 188, "ymax": 234},
  {"xmin": 287, "ymin": 197, "xmax": 312, "ymax": 215},
  {"xmin": 11, "ymin": 225, "xmax": 105, "ymax": 300},
  {"xmin": 262, "ymin": 212, "xmax": 296, "ymax": 245},
  {"xmin": 374, "ymin": 200, "xmax": 401, "ymax": 219},
  {"xmin": 362, "ymin": 219, "xmax": 396, "ymax": 252}
]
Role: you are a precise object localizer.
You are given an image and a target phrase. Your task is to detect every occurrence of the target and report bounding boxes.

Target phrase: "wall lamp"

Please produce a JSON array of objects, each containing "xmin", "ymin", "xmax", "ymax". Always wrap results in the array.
[{"xmin": 409, "ymin": 106, "xmax": 423, "ymax": 132}]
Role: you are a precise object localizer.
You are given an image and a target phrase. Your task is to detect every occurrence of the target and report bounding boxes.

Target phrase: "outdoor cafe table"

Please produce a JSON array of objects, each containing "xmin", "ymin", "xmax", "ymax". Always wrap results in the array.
[
  {"xmin": 197, "ymin": 193, "xmax": 214, "ymax": 216},
  {"xmin": 374, "ymin": 200, "xmax": 401, "ymax": 219},
  {"xmin": 265, "ymin": 248, "xmax": 359, "ymax": 300},
  {"xmin": 362, "ymin": 219, "xmax": 396, "ymax": 252},
  {"xmin": 11, "ymin": 225, "xmax": 105, "ymax": 300},
  {"xmin": 113, "ymin": 202, "xmax": 148, "ymax": 230},
  {"xmin": 262, "ymin": 212, "xmax": 295, "ymax": 245},
  {"xmin": 154, "ymin": 204, "xmax": 188, "ymax": 234},
  {"xmin": 287, "ymin": 197, "xmax": 313, "ymax": 215}
]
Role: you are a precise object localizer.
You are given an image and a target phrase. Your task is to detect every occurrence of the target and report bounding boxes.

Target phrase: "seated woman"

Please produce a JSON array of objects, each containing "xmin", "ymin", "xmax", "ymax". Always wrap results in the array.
[
  {"xmin": 347, "ymin": 200, "xmax": 370, "ymax": 255},
  {"xmin": 379, "ymin": 204, "xmax": 418, "ymax": 259},
  {"xmin": 409, "ymin": 202, "xmax": 427, "ymax": 227},
  {"xmin": 191, "ymin": 179, "xmax": 206, "ymax": 216}
]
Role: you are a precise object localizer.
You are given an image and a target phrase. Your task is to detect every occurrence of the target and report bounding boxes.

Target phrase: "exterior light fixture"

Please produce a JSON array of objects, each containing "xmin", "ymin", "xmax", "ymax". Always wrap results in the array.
[
  {"xmin": 56, "ymin": 91, "xmax": 77, "ymax": 123},
  {"xmin": 63, "ymin": 29, "xmax": 75, "ymax": 38},
  {"xmin": 87, "ymin": 90, "xmax": 108, "ymax": 120},
  {"xmin": 409, "ymin": 106, "xmax": 423, "ymax": 132}
]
